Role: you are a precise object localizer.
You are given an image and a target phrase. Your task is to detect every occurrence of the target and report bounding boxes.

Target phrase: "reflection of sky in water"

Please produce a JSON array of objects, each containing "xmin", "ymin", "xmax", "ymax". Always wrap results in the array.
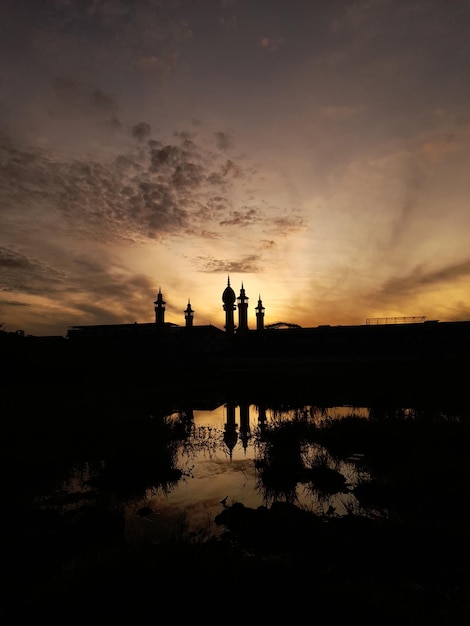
[{"xmin": 133, "ymin": 404, "xmax": 371, "ymax": 540}]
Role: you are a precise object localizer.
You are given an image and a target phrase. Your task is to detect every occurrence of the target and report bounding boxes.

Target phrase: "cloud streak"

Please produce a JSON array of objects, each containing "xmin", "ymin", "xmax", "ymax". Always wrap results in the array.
[
  {"xmin": 380, "ymin": 258, "xmax": 470, "ymax": 297},
  {"xmin": 194, "ymin": 255, "xmax": 262, "ymax": 274}
]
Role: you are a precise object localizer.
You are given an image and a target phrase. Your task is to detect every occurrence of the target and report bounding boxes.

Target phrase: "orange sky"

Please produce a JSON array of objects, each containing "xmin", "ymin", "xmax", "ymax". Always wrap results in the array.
[{"xmin": 1, "ymin": 0, "xmax": 470, "ymax": 336}]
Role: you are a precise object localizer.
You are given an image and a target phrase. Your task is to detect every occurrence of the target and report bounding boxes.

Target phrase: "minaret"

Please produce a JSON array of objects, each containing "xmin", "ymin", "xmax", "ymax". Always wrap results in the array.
[
  {"xmin": 237, "ymin": 282, "xmax": 249, "ymax": 334},
  {"xmin": 222, "ymin": 276, "xmax": 236, "ymax": 335},
  {"xmin": 255, "ymin": 294, "xmax": 265, "ymax": 332},
  {"xmin": 154, "ymin": 288, "xmax": 166, "ymax": 325},
  {"xmin": 184, "ymin": 299, "xmax": 194, "ymax": 328}
]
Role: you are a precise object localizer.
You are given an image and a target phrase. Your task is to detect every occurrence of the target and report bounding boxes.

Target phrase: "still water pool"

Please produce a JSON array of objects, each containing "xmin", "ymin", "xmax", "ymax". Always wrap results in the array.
[{"xmin": 122, "ymin": 403, "xmax": 371, "ymax": 542}]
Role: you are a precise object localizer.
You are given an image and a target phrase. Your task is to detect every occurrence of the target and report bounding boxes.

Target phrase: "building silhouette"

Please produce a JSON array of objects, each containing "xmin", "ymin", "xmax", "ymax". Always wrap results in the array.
[
  {"xmin": 67, "ymin": 275, "xmax": 266, "ymax": 343},
  {"xmin": 222, "ymin": 276, "xmax": 236, "ymax": 335},
  {"xmin": 154, "ymin": 288, "xmax": 166, "ymax": 325},
  {"xmin": 255, "ymin": 294, "xmax": 265, "ymax": 332},
  {"xmin": 3, "ymin": 277, "xmax": 469, "ymax": 392},
  {"xmin": 63, "ymin": 276, "xmax": 470, "ymax": 365},
  {"xmin": 236, "ymin": 282, "xmax": 249, "ymax": 334}
]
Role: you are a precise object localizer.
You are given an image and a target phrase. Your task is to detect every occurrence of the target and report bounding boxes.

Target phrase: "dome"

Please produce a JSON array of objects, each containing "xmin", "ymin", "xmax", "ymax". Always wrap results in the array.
[
  {"xmin": 223, "ymin": 285, "xmax": 236, "ymax": 304},
  {"xmin": 222, "ymin": 277, "xmax": 236, "ymax": 304}
]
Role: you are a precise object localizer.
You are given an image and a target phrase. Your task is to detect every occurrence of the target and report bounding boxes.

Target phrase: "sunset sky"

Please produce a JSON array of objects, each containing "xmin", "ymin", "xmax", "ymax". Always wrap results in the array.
[{"xmin": 1, "ymin": 0, "xmax": 470, "ymax": 336}]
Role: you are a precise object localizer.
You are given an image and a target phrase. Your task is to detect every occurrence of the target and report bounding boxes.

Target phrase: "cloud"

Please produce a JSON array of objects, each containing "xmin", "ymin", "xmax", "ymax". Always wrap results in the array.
[
  {"xmin": 214, "ymin": 131, "xmax": 232, "ymax": 150},
  {"xmin": 380, "ymin": 257, "xmax": 470, "ymax": 296},
  {"xmin": 131, "ymin": 122, "xmax": 151, "ymax": 141},
  {"xmin": 0, "ymin": 299, "xmax": 30, "ymax": 308},
  {"xmin": 0, "ymin": 247, "xmax": 66, "ymax": 295},
  {"xmin": 260, "ymin": 239, "xmax": 276, "ymax": 249},
  {"xmin": 219, "ymin": 207, "xmax": 261, "ymax": 226},
  {"xmin": 68, "ymin": 272, "xmax": 157, "ymax": 322},
  {"xmin": 2, "ymin": 117, "xmax": 307, "ymax": 249},
  {"xmin": 0, "ymin": 246, "xmax": 160, "ymax": 329},
  {"xmin": 0, "ymin": 128, "xmax": 250, "ymax": 242},
  {"xmin": 194, "ymin": 255, "xmax": 261, "ymax": 273},
  {"xmin": 0, "ymin": 116, "xmax": 306, "ymax": 334},
  {"xmin": 268, "ymin": 213, "xmax": 305, "ymax": 234},
  {"xmin": 419, "ymin": 133, "xmax": 458, "ymax": 163}
]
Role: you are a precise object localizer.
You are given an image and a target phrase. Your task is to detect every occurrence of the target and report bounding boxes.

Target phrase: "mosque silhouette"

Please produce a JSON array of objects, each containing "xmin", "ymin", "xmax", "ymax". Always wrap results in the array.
[
  {"xmin": 68, "ymin": 276, "xmax": 281, "ymax": 339},
  {"xmin": 66, "ymin": 277, "xmax": 273, "ymax": 360},
  {"xmin": 65, "ymin": 276, "xmax": 470, "ymax": 364},
  {"xmin": 2, "ymin": 276, "xmax": 469, "ymax": 395}
]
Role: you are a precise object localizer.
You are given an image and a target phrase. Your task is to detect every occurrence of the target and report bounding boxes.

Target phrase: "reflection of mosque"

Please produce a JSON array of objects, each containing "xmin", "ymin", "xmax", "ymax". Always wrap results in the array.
[
  {"xmin": 223, "ymin": 402, "xmax": 271, "ymax": 459},
  {"xmin": 223, "ymin": 403, "xmax": 238, "ymax": 459},
  {"xmin": 179, "ymin": 401, "xmax": 265, "ymax": 460},
  {"xmin": 223, "ymin": 402, "xmax": 254, "ymax": 460}
]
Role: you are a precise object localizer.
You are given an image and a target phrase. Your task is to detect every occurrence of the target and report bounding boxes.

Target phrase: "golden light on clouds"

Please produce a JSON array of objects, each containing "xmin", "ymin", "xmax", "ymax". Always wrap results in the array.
[{"xmin": 1, "ymin": 1, "xmax": 469, "ymax": 336}]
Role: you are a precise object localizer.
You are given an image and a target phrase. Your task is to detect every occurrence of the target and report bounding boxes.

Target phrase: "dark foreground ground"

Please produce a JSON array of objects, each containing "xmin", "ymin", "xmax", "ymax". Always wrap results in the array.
[
  {"xmin": 8, "ymin": 499, "xmax": 470, "ymax": 625},
  {"xmin": 3, "ymin": 353, "xmax": 470, "ymax": 625}
]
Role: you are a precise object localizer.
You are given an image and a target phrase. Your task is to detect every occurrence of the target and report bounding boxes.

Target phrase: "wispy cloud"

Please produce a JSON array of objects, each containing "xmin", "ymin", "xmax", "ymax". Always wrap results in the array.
[
  {"xmin": 380, "ymin": 258, "xmax": 470, "ymax": 296},
  {"xmin": 0, "ymin": 247, "xmax": 66, "ymax": 295},
  {"xmin": 194, "ymin": 255, "xmax": 261, "ymax": 273}
]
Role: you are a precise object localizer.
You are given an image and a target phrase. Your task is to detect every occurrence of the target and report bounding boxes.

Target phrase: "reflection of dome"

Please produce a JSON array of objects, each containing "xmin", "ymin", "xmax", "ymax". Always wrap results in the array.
[
  {"xmin": 223, "ymin": 425, "xmax": 238, "ymax": 458},
  {"xmin": 222, "ymin": 277, "xmax": 236, "ymax": 305}
]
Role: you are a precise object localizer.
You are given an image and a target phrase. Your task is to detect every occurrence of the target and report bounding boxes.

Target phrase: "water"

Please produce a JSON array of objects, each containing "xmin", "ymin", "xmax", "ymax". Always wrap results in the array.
[
  {"xmin": 49, "ymin": 402, "xmax": 387, "ymax": 544},
  {"xmin": 7, "ymin": 384, "xmax": 470, "ymax": 623},
  {"xmin": 168, "ymin": 404, "xmax": 366, "ymax": 526}
]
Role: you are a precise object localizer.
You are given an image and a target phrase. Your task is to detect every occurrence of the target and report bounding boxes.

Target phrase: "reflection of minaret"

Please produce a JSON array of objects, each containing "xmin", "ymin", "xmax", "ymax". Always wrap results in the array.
[
  {"xmin": 222, "ymin": 276, "xmax": 236, "ymax": 335},
  {"xmin": 255, "ymin": 295, "xmax": 265, "ymax": 332},
  {"xmin": 154, "ymin": 288, "xmax": 166, "ymax": 325},
  {"xmin": 239, "ymin": 403, "xmax": 251, "ymax": 454},
  {"xmin": 237, "ymin": 283, "xmax": 249, "ymax": 334},
  {"xmin": 257, "ymin": 403, "xmax": 267, "ymax": 430},
  {"xmin": 184, "ymin": 299, "xmax": 194, "ymax": 328},
  {"xmin": 223, "ymin": 402, "xmax": 238, "ymax": 460}
]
